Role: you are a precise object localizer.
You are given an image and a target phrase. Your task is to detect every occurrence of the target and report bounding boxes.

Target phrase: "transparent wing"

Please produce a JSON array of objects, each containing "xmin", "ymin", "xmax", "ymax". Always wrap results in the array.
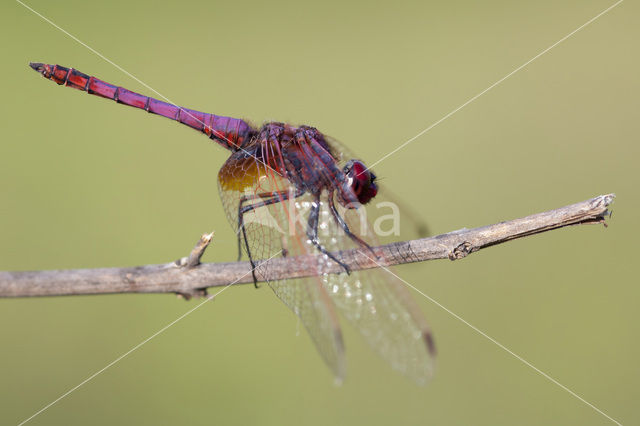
[
  {"xmin": 324, "ymin": 135, "xmax": 436, "ymax": 383},
  {"xmin": 269, "ymin": 277, "xmax": 345, "ymax": 379},
  {"xmin": 315, "ymin": 135, "xmax": 436, "ymax": 378},
  {"xmin": 217, "ymin": 134, "xmax": 435, "ymax": 383},
  {"xmin": 217, "ymin": 148, "xmax": 346, "ymax": 379},
  {"xmin": 316, "ymin": 202, "xmax": 436, "ymax": 383}
]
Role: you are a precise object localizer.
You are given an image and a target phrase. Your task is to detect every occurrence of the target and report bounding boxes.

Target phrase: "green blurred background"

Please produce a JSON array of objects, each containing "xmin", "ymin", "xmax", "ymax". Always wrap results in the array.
[{"xmin": 1, "ymin": 0, "xmax": 637, "ymax": 424}]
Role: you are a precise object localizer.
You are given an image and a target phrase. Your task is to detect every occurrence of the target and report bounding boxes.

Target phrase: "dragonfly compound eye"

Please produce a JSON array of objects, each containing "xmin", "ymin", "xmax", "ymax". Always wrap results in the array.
[{"xmin": 342, "ymin": 160, "xmax": 378, "ymax": 206}]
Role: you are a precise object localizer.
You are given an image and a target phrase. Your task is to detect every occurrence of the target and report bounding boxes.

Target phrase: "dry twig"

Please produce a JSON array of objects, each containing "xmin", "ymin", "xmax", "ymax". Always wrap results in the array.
[{"xmin": 0, "ymin": 194, "xmax": 614, "ymax": 298}]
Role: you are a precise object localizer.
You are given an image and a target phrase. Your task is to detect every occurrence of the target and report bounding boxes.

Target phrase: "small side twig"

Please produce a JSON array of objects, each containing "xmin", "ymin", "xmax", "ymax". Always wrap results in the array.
[
  {"xmin": 174, "ymin": 232, "xmax": 214, "ymax": 299},
  {"xmin": 0, "ymin": 194, "xmax": 614, "ymax": 298},
  {"xmin": 175, "ymin": 232, "xmax": 214, "ymax": 269}
]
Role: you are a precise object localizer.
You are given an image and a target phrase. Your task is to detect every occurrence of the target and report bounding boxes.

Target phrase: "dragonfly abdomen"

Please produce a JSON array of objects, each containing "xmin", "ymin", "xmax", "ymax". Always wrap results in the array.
[{"xmin": 29, "ymin": 62, "xmax": 253, "ymax": 150}]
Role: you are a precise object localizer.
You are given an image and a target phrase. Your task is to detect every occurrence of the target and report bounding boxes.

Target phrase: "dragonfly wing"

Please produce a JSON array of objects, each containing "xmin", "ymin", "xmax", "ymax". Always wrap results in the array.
[
  {"xmin": 318, "ymin": 206, "xmax": 436, "ymax": 383},
  {"xmin": 269, "ymin": 277, "xmax": 346, "ymax": 380},
  {"xmin": 323, "ymin": 268, "xmax": 435, "ymax": 383},
  {"xmin": 218, "ymin": 146, "xmax": 347, "ymax": 379},
  {"xmin": 217, "ymin": 132, "xmax": 434, "ymax": 382}
]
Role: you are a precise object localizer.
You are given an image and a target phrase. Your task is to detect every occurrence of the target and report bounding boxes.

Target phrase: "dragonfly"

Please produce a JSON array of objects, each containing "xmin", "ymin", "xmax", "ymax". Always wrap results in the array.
[{"xmin": 30, "ymin": 62, "xmax": 436, "ymax": 383}]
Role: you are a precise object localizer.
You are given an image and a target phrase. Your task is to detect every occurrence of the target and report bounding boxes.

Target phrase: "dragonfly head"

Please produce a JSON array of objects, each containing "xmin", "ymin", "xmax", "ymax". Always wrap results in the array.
[{"xmin": 339, "ymin": 160, "xmax": 378, "ymax": 207}]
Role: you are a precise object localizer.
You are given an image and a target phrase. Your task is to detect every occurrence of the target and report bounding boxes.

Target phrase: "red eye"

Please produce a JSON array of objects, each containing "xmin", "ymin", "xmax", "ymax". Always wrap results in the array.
[
  {"xmin": 344, "ymin": 160, "xmax": 378, "ymax": 205},
  {"xmin": 351, "ymin": 162, "xmax": 366, "ymax": 177}
]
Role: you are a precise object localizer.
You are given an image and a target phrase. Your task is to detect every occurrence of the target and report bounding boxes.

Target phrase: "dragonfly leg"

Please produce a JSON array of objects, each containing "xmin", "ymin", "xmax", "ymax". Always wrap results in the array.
[
  {"xmin": 328, "ymin": 192, "xmax": 378, "ymax": 258},
  {"xmin": 307, "ymin": 195, "xmax": 351, "ymax": 275},
  {"xmin": 236, "ymin": 192, "xmax": 274, "ymax": 262},
  {"xmin": 238, "ymin": 191, "xmax": 285, "ymax": 262},
  {"xmin": 238, "ymin": 189, "xmax": 304, "ymax": 287}
]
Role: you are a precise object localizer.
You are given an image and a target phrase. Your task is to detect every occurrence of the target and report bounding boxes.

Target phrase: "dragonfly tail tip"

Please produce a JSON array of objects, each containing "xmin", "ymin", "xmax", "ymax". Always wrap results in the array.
[{"xmin": 29, "ymin": 62, "xmax": 45, "ymax": 73}]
